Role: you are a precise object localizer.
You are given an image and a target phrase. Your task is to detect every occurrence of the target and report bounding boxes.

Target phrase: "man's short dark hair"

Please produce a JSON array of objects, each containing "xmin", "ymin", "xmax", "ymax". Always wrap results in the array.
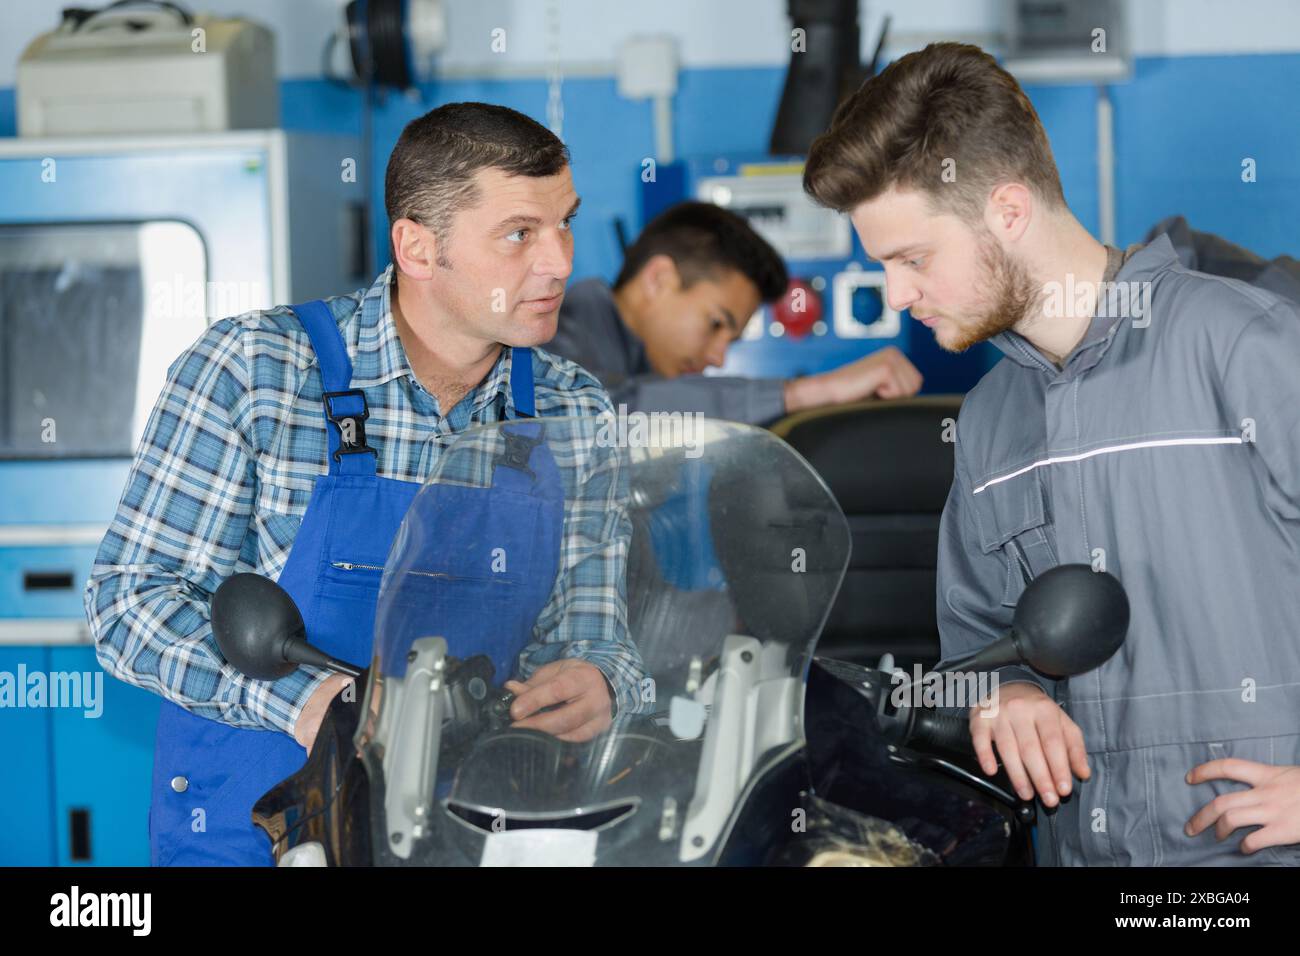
[
  {"xmin": 384, "ymin": 102, "xmax": 570, "ymax": 265},
  {"xmin": 614, "ymin": 201, "xmax": 789, "ymax": 302}
]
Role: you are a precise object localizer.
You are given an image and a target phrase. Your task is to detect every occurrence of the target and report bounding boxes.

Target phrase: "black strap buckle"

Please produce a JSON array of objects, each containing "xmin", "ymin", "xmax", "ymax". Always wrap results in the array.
[
  {"xmin": 323, "ymin": 388, "xmax": 379, "ymax": 463},
  {"xmin": 496, "ymin": 426, "xmax": 545, "ymax": 479}
]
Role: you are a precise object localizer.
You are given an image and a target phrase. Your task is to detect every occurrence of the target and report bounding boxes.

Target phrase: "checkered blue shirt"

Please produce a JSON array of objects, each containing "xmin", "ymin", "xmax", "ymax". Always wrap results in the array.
[{"xmin": 84, "ymin": 265, "xmax": 646, "ymax": 735}]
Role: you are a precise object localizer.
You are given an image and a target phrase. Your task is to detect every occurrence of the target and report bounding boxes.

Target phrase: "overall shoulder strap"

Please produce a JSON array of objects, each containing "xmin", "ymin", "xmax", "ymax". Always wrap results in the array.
[
  {"xmin": 291, "ymin": 300, "xmax": 377, "ymax": 477},
  {"xmin": 510, "ymin": 346, "xmax": 536, "ymax": 418}
]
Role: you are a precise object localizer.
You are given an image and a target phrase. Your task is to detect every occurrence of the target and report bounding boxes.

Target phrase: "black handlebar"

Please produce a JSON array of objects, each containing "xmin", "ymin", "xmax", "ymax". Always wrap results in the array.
[{"xmin": 909, "ymin": 708, "xmax": 976, "ymax": 757}]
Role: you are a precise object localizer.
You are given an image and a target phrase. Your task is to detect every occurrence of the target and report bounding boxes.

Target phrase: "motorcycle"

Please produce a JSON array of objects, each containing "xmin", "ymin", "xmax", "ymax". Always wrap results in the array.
[{"xmin": 211, "ymin": 416, "xmax": 1128, "ymax": 866}]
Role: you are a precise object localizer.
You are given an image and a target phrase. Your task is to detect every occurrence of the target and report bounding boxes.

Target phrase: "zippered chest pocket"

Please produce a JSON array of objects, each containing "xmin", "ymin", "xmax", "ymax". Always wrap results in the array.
[
  {"xmin": 969, "ymin": 473, "xmax": 1058, "ymax": 607},
  {"xmin": 325, "ymin": 560, "xmax": 526, "ymax": 585}
]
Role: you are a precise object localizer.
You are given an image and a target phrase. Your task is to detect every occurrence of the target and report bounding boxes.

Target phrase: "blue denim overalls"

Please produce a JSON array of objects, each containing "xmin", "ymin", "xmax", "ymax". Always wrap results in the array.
[{"xmin": 149, "ymin": 299, "xmax": 563, "ymax": 866}]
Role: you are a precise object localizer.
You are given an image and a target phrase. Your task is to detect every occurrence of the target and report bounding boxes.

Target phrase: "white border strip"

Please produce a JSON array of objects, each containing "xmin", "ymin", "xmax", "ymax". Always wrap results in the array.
[
  {"xmin": 0, "ymin": 619, "xmax": 90, "ymax": 646},
  {"xmin": 972, "ymin": 437, "xmax": 1244, "ymax": 495},
  {"xmin": 0, "ymin": 524, "xmax": 109, "ymax": 547}
]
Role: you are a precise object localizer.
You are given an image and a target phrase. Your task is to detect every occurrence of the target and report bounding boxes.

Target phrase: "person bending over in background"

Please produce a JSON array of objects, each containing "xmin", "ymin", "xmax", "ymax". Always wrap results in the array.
[{"xmin": 548, "ymin": 201, "xmax": 922, "ymax": 425}]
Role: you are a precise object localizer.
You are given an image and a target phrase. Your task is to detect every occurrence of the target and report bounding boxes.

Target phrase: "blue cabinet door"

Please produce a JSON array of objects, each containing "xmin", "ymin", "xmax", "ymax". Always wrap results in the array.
[
  {"xmin": 0, "ymin": 645, "xmax": 55, "ymax": 865},
  {"xmin": 48, "ymin": 646, "xmax": 159, "ymax": 866}
]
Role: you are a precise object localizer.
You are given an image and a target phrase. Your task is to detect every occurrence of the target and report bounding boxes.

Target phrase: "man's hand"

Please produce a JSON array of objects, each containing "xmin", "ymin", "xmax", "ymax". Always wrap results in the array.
[
  {"xmin": 1184, "ymin": 759, "xmax": 1300, "ymax": 853},
  {"xmin": 969, "ymin": 681, "xmax": 1091, "ymax": 807},
  {"xmin": 293, "ymin": 672, "xmax": 353, "ymax": 756},
  {"xmin": 784, "ymin": 346, "xmax": 923, "ymax": 412},
  {"xmin": 503, "ymin": 660, "xmax": 612, "ymax": 743}
]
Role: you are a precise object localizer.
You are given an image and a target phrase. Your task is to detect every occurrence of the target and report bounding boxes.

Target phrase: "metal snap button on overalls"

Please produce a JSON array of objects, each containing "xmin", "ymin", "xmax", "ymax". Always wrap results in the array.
[{"xmin": 170, "ymin": 775, "xmax": 189, "ymax": 793}]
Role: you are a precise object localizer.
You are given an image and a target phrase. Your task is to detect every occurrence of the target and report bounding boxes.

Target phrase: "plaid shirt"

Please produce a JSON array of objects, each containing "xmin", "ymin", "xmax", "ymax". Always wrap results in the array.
[{"xmin": 84, "ymin": 264, "xmax": 646, "ymax": 735}]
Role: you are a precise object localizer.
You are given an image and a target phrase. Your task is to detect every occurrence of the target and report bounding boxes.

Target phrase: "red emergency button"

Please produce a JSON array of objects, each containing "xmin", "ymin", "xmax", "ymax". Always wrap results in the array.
[{"xmin": 772, "ymin": 278, "xmax": 822, "ymax": 338}]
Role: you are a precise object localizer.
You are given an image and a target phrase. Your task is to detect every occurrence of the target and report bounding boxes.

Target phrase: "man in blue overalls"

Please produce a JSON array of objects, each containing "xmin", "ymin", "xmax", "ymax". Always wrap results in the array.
[{"xmin": 85, "ymin": 103, "xmax": 645, "ymax": 866}]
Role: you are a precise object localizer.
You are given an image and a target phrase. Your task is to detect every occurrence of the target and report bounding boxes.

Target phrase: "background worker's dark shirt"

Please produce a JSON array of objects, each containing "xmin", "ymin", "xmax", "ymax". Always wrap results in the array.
[{"xmin": 549, "ymin": 278, "xmax": 787, "ymax": 425}]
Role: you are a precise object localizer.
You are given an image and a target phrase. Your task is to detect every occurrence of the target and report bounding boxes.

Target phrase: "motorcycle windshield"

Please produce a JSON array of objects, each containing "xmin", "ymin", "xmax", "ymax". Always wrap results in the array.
[{"xmin": 361, "ymin": 415, "xmax": 850, "ymax": 864}]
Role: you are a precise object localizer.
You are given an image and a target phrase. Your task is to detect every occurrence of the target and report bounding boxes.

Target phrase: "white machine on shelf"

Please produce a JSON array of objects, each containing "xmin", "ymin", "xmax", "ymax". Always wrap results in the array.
[{"xmin": 17, "ymin": 7, "xmax": 277, "ymax": 137}]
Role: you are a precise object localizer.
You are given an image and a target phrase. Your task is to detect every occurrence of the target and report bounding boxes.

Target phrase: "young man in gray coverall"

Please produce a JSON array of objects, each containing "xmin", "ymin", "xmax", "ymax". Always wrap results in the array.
[
  {"xmin": 805, "ymin": 42, "xmax": 1300, "ymax": 865},
  {"xmin": 549, "ymin": 201, "xmax": 922, "ymax": 425}
]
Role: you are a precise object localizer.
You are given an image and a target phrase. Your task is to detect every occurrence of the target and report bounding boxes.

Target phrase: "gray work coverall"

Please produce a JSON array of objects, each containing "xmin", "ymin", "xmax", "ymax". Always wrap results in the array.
[{"xmin": 937, "ymin": 234, "xmax": 1300, "ymax": 866}]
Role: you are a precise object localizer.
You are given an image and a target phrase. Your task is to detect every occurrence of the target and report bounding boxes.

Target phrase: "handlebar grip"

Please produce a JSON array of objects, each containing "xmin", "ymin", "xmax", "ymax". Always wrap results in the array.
[{"xmin": 910, "ymin": 709, "xmax": 975, "ymax": 757}]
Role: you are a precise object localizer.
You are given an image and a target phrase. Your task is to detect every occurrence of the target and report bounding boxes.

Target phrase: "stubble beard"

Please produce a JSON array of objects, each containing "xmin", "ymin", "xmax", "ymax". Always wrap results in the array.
[{"xmin": 939, "ymin": 232, "xmax": 1039, "ymax": 353}]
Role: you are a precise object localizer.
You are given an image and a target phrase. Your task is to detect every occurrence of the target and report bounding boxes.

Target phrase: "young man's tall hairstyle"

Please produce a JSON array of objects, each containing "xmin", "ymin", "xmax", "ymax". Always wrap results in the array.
[{"xmin": 803, "ymin": 41, "xmax": 1066, "ymax": 222}]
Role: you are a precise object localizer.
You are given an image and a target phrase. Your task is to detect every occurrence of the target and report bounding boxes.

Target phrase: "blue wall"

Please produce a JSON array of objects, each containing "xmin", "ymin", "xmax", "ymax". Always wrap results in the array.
[
  {"xmin": 1029, "ymin": 53, "xmax": 1300, "ymax": 260},
  {"xmin": 0, "ymin": 87, "xmax": 13, "ymax": 141},
  {"xmin": 4, "ymin": 52, "xmax": 1299, "ymax": 284},
  {"xmin": 277, "ymin": 66, "xmax": 788, "ymax": 285}
]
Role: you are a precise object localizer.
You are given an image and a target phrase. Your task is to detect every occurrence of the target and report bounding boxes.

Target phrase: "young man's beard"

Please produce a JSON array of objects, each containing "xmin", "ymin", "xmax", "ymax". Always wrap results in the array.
[{"xmin": 940, "ymin": 232, "xmax": 1039, "ymax": 353}]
